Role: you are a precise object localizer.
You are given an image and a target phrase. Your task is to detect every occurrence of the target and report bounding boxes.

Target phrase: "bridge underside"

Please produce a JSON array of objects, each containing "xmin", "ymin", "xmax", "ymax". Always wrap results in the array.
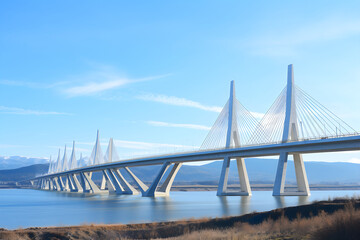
[
  {"xmin": 33, "ymin": 162, "xmax": 184, "ymax": 197},
  {"xmin": 32, "ymin": 135, "xmax": 360, "ymax": 197}
]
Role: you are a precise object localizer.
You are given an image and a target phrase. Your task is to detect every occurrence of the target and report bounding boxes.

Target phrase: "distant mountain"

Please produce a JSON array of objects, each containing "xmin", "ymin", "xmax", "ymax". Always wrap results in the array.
[
  {"xmin": 132, "ymin": 159, "xmax": 360, "ymax": 184},
  {"xmin": 0, "ymin": 164, "xmax": 49, "ymax": 182},
  {"xmin": 1, "ymin": 158, "xmax": 359, "ymax": 185},
  {"xmin": 179, "ymin": 159, "xmax": 360, "ymax": 184},
  {"xmin": 0, "ymin": 156, "xmax": 91, "ymax": 171},
  {"xmin": 0, "ymin": 156, "xmax": 48, "ymax": 170}
]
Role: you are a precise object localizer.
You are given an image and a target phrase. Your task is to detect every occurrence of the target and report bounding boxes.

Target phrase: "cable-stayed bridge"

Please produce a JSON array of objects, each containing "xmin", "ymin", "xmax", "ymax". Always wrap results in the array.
[{"xmin": 31, "ymin": 65, "xmax": 360, "ymax": 197}]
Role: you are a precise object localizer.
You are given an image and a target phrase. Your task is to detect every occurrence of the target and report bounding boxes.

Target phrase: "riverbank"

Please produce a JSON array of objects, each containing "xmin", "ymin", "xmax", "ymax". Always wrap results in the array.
[{"xmin": 0, "ymin": 196, "xmax": 359, "ymax": 240}]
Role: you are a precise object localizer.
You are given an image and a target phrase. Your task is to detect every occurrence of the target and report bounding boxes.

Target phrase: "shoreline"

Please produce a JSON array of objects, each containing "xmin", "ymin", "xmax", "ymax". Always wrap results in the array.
[{"xmin": 0, "ymin": 197, "xmax": 359, "ymax": 239}]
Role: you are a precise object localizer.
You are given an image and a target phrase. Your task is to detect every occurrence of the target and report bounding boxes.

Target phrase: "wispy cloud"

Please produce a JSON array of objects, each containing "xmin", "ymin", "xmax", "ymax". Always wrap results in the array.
[
  {"xmin": 0, "ymin": 80, "xmax": 43, "ymax": 88},
  {"xmin": 65, "ymin": 80, "xmax": 130, "ymax": 96},
  {"xmin": 77, "ymin": 139, "xmax": 197, "ymax": 151},
  {"xmin": 0, "ymin": 144, "xmax": 28, "ymax": 148},
  {"xmin": 113, "ymin": 139, "xmax": 197, "ymax": 150},
  {"xmin": 147, "ymin": 121, "xmax": 211, "ymax": 131},
  {"xmin": 63, "ymin": 69, "xmax": 170, "ymax": 97},
  {"xmin": 247, "ymin": 17, "xmax": 360, "ymax": 56},
  {"xmin": 0, "ymin": 66, "xmax": 170, "ymax": 98},
  {"xmin": 137, "ymin": 94, "xmax": 222, "ymax": 112},
  {"xmin": 0, "ymin": 106, "xmax": 69, "ymax": 115},
  {"xmin": 0, "ymin": 79, "xmax": 69, "ymax": 89},
  {"xmin": 138, "ymin": 93, "xmax": 264, "ymax": 119}
]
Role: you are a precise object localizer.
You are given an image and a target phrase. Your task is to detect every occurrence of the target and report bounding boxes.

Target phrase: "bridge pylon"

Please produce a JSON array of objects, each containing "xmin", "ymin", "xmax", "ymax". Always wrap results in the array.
[
  {"xmin": 217, "ymin": 81, "xmax": 252, "ymax": 196},
  {"xmin": 273, "ymin": 64, "xmax": 310, "ymax": 196}
]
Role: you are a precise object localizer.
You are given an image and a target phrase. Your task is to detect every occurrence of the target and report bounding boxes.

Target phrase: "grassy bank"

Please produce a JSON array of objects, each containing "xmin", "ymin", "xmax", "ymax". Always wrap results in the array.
[{"xmin": 0, "ymin": 197, "xmax": 359, "ymax": 240}]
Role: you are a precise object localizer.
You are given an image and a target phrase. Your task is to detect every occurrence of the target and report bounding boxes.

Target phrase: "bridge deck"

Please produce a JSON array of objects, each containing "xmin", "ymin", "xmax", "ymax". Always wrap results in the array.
[{"xmin": 36, "ymin": 135, "xmax": 360, "ymax": 179}]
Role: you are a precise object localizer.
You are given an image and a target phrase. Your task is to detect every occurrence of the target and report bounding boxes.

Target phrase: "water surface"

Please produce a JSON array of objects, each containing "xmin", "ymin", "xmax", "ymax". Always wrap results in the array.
[{"xmin": 0, "ymin": 189, "xmax": 359, "ymax": 229}]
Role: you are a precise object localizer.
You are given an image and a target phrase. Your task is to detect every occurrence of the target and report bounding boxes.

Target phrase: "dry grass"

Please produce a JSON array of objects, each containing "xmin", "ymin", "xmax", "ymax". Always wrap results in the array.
[
  {"xmin": 0, "ymin": 197, "xmax": 359, "ymax": 240},
  {"xmin": 165, "ymin": 201, "xmax": 360, "ymax": 240}
]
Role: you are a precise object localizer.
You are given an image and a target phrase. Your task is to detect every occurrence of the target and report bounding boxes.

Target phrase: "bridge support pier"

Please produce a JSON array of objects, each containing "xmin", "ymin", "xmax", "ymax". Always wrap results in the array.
[
  {"xmin": 124, "ymin": 167, "xmax": 149, "ymax": 194},
  {"xmin": 71, "ymin": 174, "xmax": 83, "ymax": 192},
  {"xmin": 59, "ymin": 176, "xmax": 66, "ymax": 191},
  {"xmin": 55, "ymin": 177, "xmax": 64, "ymax": 191},
  {"xmin": 217, "ymin": 157, "xmax": 251, "ymax": 196},
  {"xmin": 110, "ymin": 168, "xmax": 138, "ymax": 194},
  {"xmin": 143, "ymin": 162, "xmax": 170, "ymax": 197},
  {"xmin": 81, "ymin": 172, "xmax": 101, "ymax": 194},
  {"xmin": 273, "ymin": 152, "xmax": 310, "ymax": 196},
  {"xmin": 40, "ymin": 179, "xmax": 47, "ymax": 190},
  {"xmin": 101, "ymin": 170, "xmax": 116, "ymax": 192},
  {"xmin": 125, "ymin": 163, "xmax": 182, "ymax": 197},
  {"xmin": 52, "ymin": 178, "xmax": 59, "ymax": 191},
  {"xmin": 48, "ymin": 179, "xmax": 52, "ymax": 190},
  {"xmin": 49, "ymin": 179, "xmax": 54, "ymax": 190},
  {"xmin": 44, "ymin": 179, "xmax": 50, "ymax": 190},
  {"xmin": 273, "ymin": 64, "xmax": 310, "ymax": 196},
  {"xmin": 100, "ymin": 175, "xmax": 107, "ymax": 190},
  {"xmin": 106, "ymin": 169, "xmax": 125, "ymax": 193},
  {"xmin": 64, "ymin": 177, "xmax": 70, "ymax": 191},
  {"xmin": 157, "ymin": 163, "xmax": 182, "ymax": 195},
  {"xmin": 79, "ymin": 172, "xmax": 89, "ymax": 192},
  {"xmin": 66, "ymin": 174, "xmax": 77, "ymax": 192}
]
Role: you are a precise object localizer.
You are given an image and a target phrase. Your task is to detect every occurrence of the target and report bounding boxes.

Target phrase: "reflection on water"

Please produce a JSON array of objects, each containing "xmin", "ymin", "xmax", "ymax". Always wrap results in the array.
[
  {"xmin": 0, "ymin": 189, "xmax": 358, "ymax": 229},
  {"xmin": 273, "ymin": 195, "xmax": 310, "ymax": 209},
  {"xmin": 219, "ymin": 196, "xmax": 252, "ymax": 216},
  {"xmin": 274, "ymin": 196, "xmax": 285, "ymax": 208},
  {"xmin": 298, "ymin": 196, "xmax": 310, "ymax": 205},
  {"xmin": 240, "ymin": 196, "xmax": 251, "ymax": 215},
  {"xmin": 219, "ymin": 196, "xmax": 230, "ymax": 215}
]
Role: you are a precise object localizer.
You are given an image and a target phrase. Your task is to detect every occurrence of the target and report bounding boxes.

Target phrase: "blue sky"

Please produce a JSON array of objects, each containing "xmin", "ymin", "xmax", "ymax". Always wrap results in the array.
[{"xmin": 1, "ymin": 1, "xmax": 360, "ymax": 163}]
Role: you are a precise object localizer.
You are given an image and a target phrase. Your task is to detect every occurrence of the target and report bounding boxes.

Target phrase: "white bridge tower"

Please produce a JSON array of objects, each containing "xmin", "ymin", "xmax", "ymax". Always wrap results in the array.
[
  {"xmin": 273, "ymin": 64, "xmax": 310, "ymax": 196},
  {"xmin": 217, "ymin": 81, "xmax": 252, "ymax": 196}
]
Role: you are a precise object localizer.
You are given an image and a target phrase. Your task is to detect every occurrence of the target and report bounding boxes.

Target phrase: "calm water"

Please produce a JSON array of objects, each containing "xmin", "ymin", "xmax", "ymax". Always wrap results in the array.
[{"xmin": 0, "ymin": 189, "xmax": 359, "ymax": 229}]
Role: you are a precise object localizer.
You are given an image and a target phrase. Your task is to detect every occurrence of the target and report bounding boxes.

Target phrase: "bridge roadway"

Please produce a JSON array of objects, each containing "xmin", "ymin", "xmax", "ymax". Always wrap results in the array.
[{"xmin": 32, "ymin": 135, "xmax": 360, "ymax": 196}]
